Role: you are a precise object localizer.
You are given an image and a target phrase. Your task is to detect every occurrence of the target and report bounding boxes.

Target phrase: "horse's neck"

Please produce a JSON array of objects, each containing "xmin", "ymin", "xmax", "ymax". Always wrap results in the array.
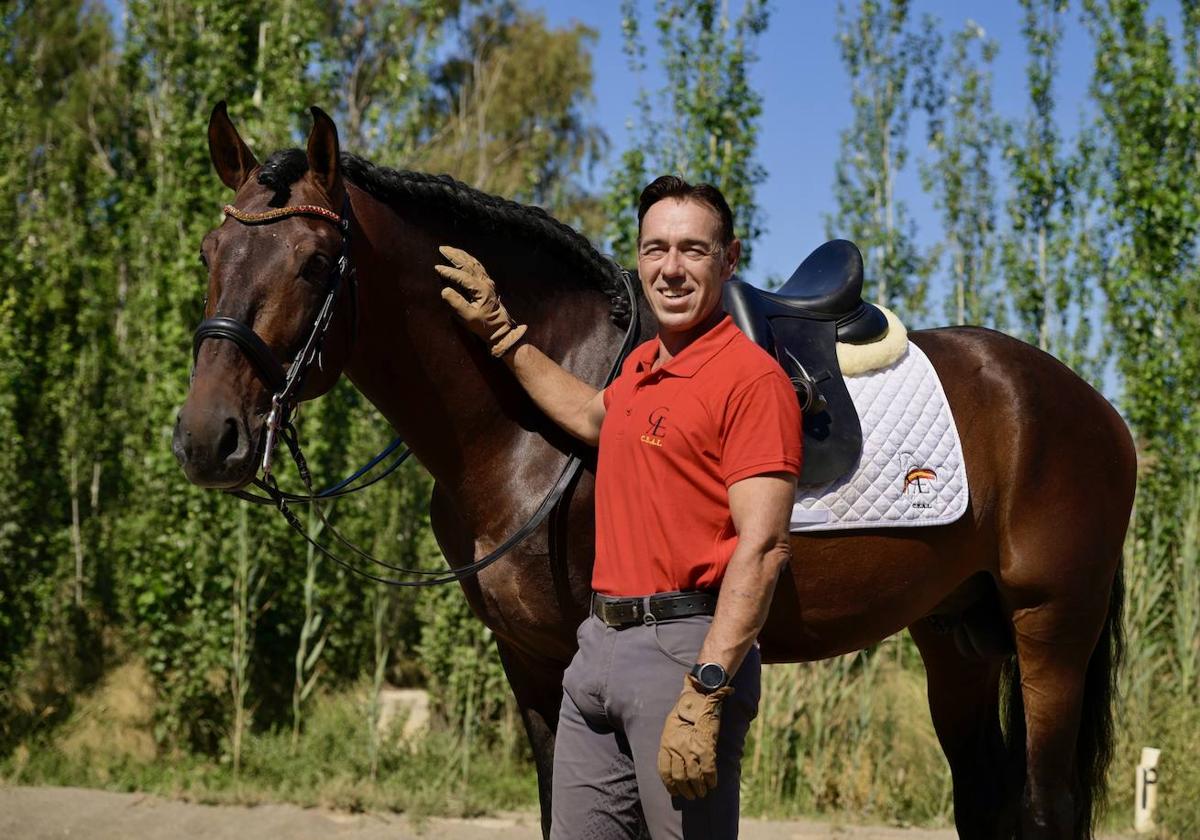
[{"xmin": 343, "ymin": 187, "xmax": 622, "ymax": 534}]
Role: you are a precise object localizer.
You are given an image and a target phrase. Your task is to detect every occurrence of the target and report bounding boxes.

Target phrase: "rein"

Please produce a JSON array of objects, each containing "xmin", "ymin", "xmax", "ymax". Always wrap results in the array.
[{"xmin": 193, "ymin": 195, "xmax": 640, "ymax": 587}]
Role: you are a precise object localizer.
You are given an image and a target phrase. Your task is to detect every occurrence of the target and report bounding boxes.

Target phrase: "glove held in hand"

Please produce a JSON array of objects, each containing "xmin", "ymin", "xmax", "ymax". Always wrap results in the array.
[{"xmin": 657, "ymin": 675, "xmax": 733, "ymax": 800}]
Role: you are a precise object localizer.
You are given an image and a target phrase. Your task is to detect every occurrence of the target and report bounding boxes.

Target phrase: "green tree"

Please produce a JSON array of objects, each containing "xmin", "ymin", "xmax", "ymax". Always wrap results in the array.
[
  {"xmin": 828, "ymin": 0, "xmax": 936, "ymax": 316},
  {"xmin": 920, "ymin": 21, "xmax": 1003, "ymax": 328},
  {"xmin": 1084, "ymin": 0, "xmax": 1200, "ymax": 491},
  {"xmin": 1002, "ymin": 0, "xmax": 1096, "ymax": 373},
  {"xmin": 0, "ymin": 0, "xmax": 122, "ymax": 745},
  {"xmin": 604, "ymin": 0, "xmax": 770, "ymax": 267}
]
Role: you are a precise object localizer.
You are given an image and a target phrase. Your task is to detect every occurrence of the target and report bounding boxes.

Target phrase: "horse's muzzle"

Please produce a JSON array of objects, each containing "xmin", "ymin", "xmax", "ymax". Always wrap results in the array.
[{"xmin": 172, "ymin": 404, "xmax": 257, "ymax": 489}]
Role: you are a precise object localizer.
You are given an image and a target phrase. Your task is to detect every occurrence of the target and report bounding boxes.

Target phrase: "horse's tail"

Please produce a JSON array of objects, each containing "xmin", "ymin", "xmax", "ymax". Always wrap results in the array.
[
  {"xmin": 1000, "ymin": 562, "xmax": 1125, "ymax": 839},
  {"xmin": 1075, "ymin": 560, "xmax": 1124, "ymax": 836}
]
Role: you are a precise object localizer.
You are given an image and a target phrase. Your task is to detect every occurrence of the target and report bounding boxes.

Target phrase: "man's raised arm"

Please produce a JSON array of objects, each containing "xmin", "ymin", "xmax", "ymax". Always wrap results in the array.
[{"xmin": 436, "ymin": 246, "xmax": 606, "ymax": 446}]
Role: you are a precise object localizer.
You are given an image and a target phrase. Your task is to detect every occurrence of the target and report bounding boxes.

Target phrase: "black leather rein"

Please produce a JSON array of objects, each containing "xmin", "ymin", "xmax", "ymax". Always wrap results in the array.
[{"xmin": 192, "ymin": 195, "xmax": 641, "ymax": 587}]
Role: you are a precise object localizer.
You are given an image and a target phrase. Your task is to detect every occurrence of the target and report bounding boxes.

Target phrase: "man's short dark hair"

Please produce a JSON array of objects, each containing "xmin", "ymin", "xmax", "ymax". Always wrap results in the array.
[{"xmin": 636, "ymin": 175, "xmax": 735, "ymax": 247}]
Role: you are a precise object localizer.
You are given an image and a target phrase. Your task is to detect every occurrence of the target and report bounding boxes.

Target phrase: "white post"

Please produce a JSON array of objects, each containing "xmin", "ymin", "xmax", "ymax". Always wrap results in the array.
[{"xmin": 1134, "ymin": 746, "xmax": 1161, "ymax": 833}]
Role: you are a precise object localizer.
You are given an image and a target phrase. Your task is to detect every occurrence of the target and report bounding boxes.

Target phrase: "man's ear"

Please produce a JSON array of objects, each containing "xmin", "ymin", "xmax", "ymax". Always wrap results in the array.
[
  {"xmin": 306, "ymin": 106, "xmax": 342, "ymax": 199},
  {"xmin": 723, "ymin": 238, "xmax": 742, "ymax": 279},
  {"xmin": 208, "ymin": 101, "xmax": 259, "ymax": 191}
]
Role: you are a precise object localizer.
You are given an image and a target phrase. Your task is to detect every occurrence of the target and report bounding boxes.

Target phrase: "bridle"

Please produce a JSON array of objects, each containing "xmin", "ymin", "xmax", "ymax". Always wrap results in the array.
[
  {"xmin": 191, "ymin": 195, "xmax": 640, "ymax": 587},
  {"xmin": 194, "ymin": 200, "xmax": 357, "ymax": 481}
]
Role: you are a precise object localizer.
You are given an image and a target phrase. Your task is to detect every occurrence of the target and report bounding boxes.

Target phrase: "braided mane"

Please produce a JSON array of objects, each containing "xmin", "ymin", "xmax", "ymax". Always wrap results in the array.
[{"xmin": 257, "ymin": 149, "xmax": 631, "ymax": 327}]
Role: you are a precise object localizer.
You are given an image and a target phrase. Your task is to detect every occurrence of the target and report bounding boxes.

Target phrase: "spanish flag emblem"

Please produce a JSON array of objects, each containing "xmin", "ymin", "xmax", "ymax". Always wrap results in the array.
[{"xmin": 904, "ymin": 467, "xmax": 937, "ymax": 493}]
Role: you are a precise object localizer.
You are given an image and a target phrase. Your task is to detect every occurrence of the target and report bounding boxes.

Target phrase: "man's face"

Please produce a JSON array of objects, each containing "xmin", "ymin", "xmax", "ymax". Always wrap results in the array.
[{"xmin": 637, "ymin": 198, "xmax": 740, "ymax": 338}]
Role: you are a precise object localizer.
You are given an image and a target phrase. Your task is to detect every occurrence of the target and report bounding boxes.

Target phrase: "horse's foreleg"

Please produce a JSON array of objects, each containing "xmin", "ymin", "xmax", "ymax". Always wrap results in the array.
[
  {"xmin": 494, "ymin": 640, "xmax": 566, "ymax": 840},
  {"xmin": 910, "ymin": 618, "xmax": 1013, "ymax": 840}
]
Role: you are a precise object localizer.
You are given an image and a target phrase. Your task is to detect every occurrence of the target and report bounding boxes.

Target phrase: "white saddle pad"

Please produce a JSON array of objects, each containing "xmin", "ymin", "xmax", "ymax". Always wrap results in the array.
[{"xmin": 790, "ymin": 342, "xmax": 968, "ymax": 532}]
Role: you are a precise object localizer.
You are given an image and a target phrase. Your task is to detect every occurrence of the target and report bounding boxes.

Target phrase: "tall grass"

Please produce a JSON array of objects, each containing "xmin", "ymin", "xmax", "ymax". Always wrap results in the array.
[
  {"xmin": 291, "ymin": 507, "xmax": 327, "ymax": 752},
  {"xmin": 742, "ymin": 645, "xmax": 951, "ymax": 824},
  {"xmin": 229, "ymin": 506, "xmax": 263, "ymax": 776},
  {"xmin": 1107, "ymin": 480, "xmax": 1200, "ymax": 838},
  {"xmin": 2, "ymin": 682, "xmax": 535, "ymax": 817}
]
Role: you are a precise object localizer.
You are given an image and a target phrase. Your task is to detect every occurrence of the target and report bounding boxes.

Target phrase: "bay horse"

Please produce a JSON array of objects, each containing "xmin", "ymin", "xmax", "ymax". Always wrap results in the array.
[{"xmin": 174, "ymin": 105, "xmax": 1136, "ymax": 840}]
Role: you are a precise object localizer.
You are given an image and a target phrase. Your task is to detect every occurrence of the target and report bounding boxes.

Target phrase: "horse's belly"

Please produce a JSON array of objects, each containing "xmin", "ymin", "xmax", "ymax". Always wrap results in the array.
[{"xmin": 758, "ymin": 526, "xmax": 979, "ymax": 662}]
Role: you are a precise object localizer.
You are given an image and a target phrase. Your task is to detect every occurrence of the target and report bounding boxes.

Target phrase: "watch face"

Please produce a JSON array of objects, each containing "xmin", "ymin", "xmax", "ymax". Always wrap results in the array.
[{"xmin": 697, "ymin": 662, "xmax": 726, "ymax": 690}]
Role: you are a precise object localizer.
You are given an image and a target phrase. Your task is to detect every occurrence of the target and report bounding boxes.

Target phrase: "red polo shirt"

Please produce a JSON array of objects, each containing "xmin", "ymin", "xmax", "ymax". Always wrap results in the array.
[{"xmin": 592, "ymin": 314, "xmax": 802, "ymax": 596}]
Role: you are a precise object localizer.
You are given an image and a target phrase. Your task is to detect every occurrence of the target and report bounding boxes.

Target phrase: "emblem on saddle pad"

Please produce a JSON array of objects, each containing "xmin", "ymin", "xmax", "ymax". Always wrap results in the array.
[{"xmin": 904, "ymin": 466, "xmax": 938, "ymax": 494}]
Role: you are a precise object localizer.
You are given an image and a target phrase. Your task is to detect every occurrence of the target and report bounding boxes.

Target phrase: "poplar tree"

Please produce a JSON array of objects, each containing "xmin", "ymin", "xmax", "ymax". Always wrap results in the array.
[
  {"xmin": 0, "ymin": 0, "xmax": 122, "ymax": 743},
  {"xmin": 828, "ymin": 0, "xmax": 936, "ymax": 317},
  {"xmin": 1002, "ymin": 0, "xmax": 1096, "ymax": 373},
  {"xmin": 921, "ymin": 21, "xmax": 1002, "ymax": 328},
  {"xmin": 604, "ymin": 0, "xmax": 770, "ymax": 267},
  {"xmin": 1083, "ymin": 0, "xmax": 1200, "ymax": 490}
]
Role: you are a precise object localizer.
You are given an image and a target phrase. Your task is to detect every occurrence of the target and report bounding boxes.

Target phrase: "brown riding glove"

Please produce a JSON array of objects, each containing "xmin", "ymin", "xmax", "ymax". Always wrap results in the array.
[
  {"xmin": 435, "ymin": 245, "xmax": 528, "ymax": 358},
  {"xmin": 657, "ymin": 675, "xmax": 734, "ymax": 800}
]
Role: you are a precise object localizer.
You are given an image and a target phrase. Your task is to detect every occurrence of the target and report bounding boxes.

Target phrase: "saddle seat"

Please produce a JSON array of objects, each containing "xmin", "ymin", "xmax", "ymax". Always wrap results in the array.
[{"xmin": 724, "ymin": 240, "xmax": 890, "ymax": 485}]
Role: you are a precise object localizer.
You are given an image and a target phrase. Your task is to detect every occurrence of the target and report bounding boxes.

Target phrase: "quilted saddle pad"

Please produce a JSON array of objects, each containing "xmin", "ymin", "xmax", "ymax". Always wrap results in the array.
[{"xmin": 790, "ymin": 342, "xmax": 968, "ymax": 532}]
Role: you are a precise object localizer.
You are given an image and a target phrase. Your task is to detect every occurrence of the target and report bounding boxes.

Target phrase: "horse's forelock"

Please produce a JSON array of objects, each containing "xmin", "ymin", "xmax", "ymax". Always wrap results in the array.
[{"xmin": 257, "ymin": 148, "xmax": 309, "ymax": 205}]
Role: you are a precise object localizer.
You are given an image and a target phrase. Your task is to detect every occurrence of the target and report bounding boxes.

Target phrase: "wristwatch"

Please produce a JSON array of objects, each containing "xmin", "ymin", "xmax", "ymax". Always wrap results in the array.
[{"xmin": 689, "ymin": 661, "xmax": 730, "ymax": 694}]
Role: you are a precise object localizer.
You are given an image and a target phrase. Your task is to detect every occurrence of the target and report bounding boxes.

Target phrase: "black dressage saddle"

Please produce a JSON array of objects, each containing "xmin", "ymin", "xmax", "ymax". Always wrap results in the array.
[{"xmin": 724, "ymin": 239, "xmax": 889, "ymax": 485}]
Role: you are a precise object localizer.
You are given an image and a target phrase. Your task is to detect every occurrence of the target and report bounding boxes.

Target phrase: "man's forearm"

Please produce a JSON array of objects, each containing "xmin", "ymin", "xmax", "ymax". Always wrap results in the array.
[
  {"xmin": 504, "ymin": 341, "xmax": 601, "ymax": 445},
  {"xmin": 696, "ymin": 536, "xmax": 790, "ymax": 675}
]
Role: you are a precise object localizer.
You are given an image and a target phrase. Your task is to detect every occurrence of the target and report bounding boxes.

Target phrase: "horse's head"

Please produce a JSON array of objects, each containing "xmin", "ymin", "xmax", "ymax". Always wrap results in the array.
[{"xmin": 173, "ymin": 103, "xmax": 356, "ymax": 489}]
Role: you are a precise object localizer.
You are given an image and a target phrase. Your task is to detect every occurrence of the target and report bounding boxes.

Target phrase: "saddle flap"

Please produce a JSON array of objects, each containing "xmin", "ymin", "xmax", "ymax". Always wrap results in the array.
[
  {"xmin": 724, "ymin": 279, "xmax": 864, "ymax": 486},
  {"xmin": 768, "ymin": 317, "xmax": 863, "ymax": 486}
]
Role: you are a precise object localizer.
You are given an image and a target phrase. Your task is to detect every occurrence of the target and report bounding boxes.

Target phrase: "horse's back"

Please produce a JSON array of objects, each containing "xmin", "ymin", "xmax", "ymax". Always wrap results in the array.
[{"xmin": 760, "ymin": 325, "xmax": 1136, "ymax": 663}]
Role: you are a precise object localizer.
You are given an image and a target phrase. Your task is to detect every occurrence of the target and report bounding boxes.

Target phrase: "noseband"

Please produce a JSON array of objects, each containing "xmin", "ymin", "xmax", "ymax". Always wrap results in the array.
[{"xmin": 192, "ymin": 200, "xmax": 356, "ymax": 479}]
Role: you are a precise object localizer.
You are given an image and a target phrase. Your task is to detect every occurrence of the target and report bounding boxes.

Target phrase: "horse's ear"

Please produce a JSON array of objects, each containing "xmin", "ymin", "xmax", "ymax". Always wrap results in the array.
[
  {"xmin": 306, "ymin": 106, "xmax": 342, "ymax": 198},
  {"xmin": 207, "ymin": 101, "xmax": 259, "ymax": 192}
]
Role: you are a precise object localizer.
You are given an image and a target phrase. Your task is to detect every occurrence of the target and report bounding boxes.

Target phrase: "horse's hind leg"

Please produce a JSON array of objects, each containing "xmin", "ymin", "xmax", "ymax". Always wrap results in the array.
[
  {"xmin": 911, "ymin": 618, "xmax": 1013, "ymax": 839},
  {"xmin": 1006, "ymin": 588, "xmax": 1112, "ymax": 840}
]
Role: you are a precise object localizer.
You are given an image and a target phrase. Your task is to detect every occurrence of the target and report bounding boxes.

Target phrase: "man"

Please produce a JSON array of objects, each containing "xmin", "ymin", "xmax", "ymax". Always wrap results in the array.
[{"xmin": 436, "ymin": 176, "xmax": 801, "ymax": 839}]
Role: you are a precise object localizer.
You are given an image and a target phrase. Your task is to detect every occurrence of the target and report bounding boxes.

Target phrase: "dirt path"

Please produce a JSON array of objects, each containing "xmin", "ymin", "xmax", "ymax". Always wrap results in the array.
[
  {"xmin": 0, "ymin": 785, "xmax": 1134, "ymax": 839},
  {"xmin": 0, "ymin": 785, "xmax": 959, "ymax": 839}
]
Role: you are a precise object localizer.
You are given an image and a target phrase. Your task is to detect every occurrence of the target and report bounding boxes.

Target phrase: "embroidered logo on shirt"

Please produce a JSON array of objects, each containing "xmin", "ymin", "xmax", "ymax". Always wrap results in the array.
[{"xmin": 641, "ymin": 406, "xmax": 670, "ymax": 447}]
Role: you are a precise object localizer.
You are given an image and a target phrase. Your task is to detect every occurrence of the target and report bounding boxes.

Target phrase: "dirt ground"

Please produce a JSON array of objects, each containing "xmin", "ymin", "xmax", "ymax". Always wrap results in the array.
[
  {"xmin": 0, "ymin": 785, "xmax": 966, "ymax": 839},
  {"xmin": 0, "ymin": 786, "xmax": 1141, "ymax": 839}
]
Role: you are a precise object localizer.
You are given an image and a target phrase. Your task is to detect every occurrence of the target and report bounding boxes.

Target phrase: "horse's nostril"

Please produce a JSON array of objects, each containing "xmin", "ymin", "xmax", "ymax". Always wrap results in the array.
[{"xmin": 217, "ymin": 417, "xmax": 241, "ymax": 463}]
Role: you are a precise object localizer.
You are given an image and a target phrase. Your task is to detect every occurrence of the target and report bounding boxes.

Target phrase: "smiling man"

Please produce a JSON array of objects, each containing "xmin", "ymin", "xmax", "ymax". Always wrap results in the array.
[{"xmin": 437, "ymin": 175, "xmax": 801, "ymax": 839}]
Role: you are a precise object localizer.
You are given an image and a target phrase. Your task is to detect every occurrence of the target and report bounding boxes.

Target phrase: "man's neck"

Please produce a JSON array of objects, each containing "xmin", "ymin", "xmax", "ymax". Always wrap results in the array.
[{"xmin": 653, "ymin": 306, "xmax": 726, "ymax": 371}]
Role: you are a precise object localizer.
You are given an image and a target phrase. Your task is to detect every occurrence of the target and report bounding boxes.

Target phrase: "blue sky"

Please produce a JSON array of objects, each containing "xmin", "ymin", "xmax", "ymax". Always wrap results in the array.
[{"xmin": 530, "ymin": 0, "xmax": 1108, "ymax": 291}]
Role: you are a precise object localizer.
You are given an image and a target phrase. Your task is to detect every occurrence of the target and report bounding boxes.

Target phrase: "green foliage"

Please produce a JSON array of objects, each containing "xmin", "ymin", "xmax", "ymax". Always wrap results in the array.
[
  {"xmin": 1002, "ymin": 0, "xmax": 1098, "ymax": 376},
  {"xmin": 828, "ymin": 0, "xmax": 938, "ymax": 316},
  {"xmin": 1109, "ymin": 482, "xmax": 1200, "ymax": 837},
  {"xmin": 604, "ymin": 0, "xmax": 770, "ymax": 267},
  {"xmin": 1083, "ymin": 0, "xmax": 1200, "ymax": 495},
  {"xmin": 920, "ymin": 21, "xmax": 1003, "ymax": 328},
  {"xmin": 0, "ymin": 0, "xmax": 603, "ymax": 762}
]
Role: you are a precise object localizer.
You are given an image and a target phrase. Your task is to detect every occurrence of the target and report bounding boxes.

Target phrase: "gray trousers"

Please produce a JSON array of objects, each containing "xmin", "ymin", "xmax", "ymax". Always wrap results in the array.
[{"xmin": 549, "ymin": 613, "xmax": 761, "ymax": 840}]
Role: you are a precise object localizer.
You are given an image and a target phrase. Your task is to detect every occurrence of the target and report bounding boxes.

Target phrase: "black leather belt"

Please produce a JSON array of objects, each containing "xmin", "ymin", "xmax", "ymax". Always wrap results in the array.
[{"xmin": 591, "ymin": 590, "xmax": 717, "ymax": 629}]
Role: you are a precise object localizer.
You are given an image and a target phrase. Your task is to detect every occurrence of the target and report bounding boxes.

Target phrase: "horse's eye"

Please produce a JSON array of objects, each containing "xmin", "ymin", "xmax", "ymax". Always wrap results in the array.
[{"xmin": 302, "ymin": 254, "xmax": 331, "ymax": 283}]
